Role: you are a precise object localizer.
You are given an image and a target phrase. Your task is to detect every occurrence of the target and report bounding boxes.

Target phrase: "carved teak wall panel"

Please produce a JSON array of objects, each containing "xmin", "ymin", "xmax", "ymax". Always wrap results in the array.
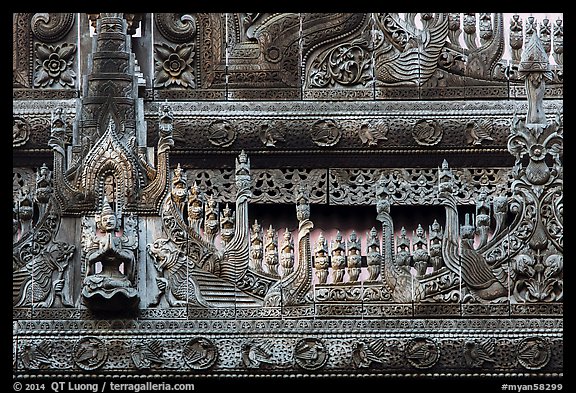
[{"xmin": 13, "ymin": 13, "xmax": 562, "ymax": 383}]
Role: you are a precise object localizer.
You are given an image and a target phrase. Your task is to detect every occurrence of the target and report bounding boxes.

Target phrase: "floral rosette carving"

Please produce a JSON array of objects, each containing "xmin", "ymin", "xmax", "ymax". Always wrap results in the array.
[
  {"xmin": 33, "ymin": 43, "xmax": 77, "ymax": 88},
  {"xmin": 154, "ymin": 43, "xmax": 196, "ymax": 88},
  {"xmin": 508, "ymin": 111, "xmax": 562, "ymax": 192}
]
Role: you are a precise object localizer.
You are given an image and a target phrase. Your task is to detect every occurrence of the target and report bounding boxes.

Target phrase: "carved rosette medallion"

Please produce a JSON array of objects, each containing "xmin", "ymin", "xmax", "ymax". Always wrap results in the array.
[
  {"xmin": 73, "ymin": 337, "xmax": 108, "ymax": 371},
  {"xmin": 294, "ymin": 338, "xmax": 328, "ymax": 370},
  {"xmin": 412, "ymin": 119, "xmax": 443, "ymax": 146},
  {"xmin": 182, "ymin": 338, "xmax": 218, "ymax": 369},
  {"xmin": 405, "ymin": 338, "xmax": 440, "ymax": 369},
  {"xmin": 208, "ymin": 120, "xmax": 236, "ymax": 147},
  {"xmin": 311, "ymin": 119, "xmax": 341, "ymax": 147},
  {"xmin": 516, "ymin": 337, "xmax": 551, "ymax": 370}
]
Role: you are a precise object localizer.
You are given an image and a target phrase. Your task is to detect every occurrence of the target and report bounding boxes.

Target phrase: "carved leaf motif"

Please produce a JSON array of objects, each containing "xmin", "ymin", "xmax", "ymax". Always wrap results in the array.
[
  {"xmin": 155, "ymin": 14, "xmax": 197, "ymax": 43},
  {"xmin": 31, "ymin": 13, "xmax": 75, "ymax": 42}
]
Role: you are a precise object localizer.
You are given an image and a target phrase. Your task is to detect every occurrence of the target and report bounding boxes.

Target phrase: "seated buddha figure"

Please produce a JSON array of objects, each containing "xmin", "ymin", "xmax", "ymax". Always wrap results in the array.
[{"xmin": 82, "ymin": 198, "xmax": 139, "ymax": 311}]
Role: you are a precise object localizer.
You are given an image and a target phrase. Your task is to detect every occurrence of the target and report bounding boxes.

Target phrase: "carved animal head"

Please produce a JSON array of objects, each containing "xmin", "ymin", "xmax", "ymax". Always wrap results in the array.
[{"xmin": 147, "ymin": 238, "xmax": 184, "ymax": 271}]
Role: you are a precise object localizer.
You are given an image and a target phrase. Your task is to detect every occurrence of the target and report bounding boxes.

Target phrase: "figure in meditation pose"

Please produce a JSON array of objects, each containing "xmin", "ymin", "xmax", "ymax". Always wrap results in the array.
[{"xmin": 82, "ymin": 198, "xmax": 139, "ymax": 311}]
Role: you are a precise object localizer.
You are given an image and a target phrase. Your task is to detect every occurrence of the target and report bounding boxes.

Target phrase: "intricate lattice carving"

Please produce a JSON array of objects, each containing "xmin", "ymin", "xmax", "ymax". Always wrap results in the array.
[{"xmin": 329, "ymin": 167, "xmax": 513, "ymax": 206}]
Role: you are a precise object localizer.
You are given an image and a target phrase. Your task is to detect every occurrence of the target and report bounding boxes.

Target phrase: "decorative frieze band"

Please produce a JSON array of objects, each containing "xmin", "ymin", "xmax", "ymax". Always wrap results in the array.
[{"xmin": 13, "ymin": 330, "xmax": 562, "ymax": 375}]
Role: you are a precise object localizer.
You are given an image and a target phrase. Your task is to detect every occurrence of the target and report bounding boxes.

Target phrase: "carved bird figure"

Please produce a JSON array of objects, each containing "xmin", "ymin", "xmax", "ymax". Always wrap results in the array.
[
  {"xmin": 352, "ymin": 340, "xmax": 387, "ymax": 368},
  {"xmin": 208, "ymin": 121, "xmax": 235, "ymax": 147},
  {"xmin": 373, "ymin": 13, "xmax": 449, "ymax": 86},
  {"xmin": 183, "ymin": 339, "xmax": 212, "ymax": 366},
  {"xmin": 458, "ymin": 229, "xmax": 508, "ymax": 300},
  {"xmin": 241, "ymin": 341, "xmax": 274, "ymax": 368},
  {"xmin": 75, "ymin": 340, "xmax": 102, "ymax": 366},
  {"xmin": 464, "ymin": 339, "xmax": 495, "ymax": 368},
  {"xmin": 131, "ymin": 340, "xmax": 164, "ymax": 369},
  {"xmin": 258, "ymin": 124, "xmax": 285, "ymax": 147},
  {"xmin": 20, "ymin": 344, "xmax": 33, "ymax": 369},
  {"xmin": 466, "ymin": 119, "xmax": 494, "ymax": 146},
  {"xmin": 518, "ymin": 340, "xmax": 549, "ymax": 366},
  {"xmin": 406, "ymin": 340, "xmax": 437, "ymax": 364},
  {"xmin": 438, "ymin": 161, "xmax": 507, "ymax": 301},
  {"xmin": 32, "ymin": 341, "xmax": 54, "ymax": 368},
  {"xmin": 312, "ymin": 120, "xmax": 341, "ymax": 146},
  {"xmin": 358, "ymin": 120, "xmax": 388, "ymax": 146},
  {"xmin": 295, "ymin": 342, "xmax": 320, "ymax": 363}
]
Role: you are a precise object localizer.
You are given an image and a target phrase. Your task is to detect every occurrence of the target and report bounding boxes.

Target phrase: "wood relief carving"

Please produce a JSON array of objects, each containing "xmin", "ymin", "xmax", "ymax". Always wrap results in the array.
[{"xmin": 13, "ymin": 13, "xmax": 563, "ymax": 384}]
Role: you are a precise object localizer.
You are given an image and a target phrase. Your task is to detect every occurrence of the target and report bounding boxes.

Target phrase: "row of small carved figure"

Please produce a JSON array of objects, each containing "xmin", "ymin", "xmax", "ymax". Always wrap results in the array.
[
  {"xmin": 311, "ymin": 222, "xmax": 445, "ymax": 285},
  {"xmin": 15, "ymin": 335, "xmax": 554, "ymax": 372},
  {"xmin": 249, "ymin": 220, "xmax": 295, "ymax": 279}
]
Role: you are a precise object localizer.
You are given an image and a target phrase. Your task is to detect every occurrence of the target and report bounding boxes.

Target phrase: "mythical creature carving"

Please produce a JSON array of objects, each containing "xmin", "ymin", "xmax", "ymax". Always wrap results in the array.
[
  {"xmin": 13, "ymin": 206, "xmax": 75, "ymax": 309},
  {"xmin": 373, "ymin": 13, "xmax": 449, "ymax": 86},
  {"xmin": 438, "ymin": 160, "xmax": 508, "ymax": 302},
  {"xmin": 13, "ymin": 166, "xmax": 75, "ymax": 308},
  {"xmin": 147, "ymin": 183, "xmax": 222, "ymax": 307},
  {"xmin": 147, "ymin": 237, "xmax": 192, "ymax": 307}
]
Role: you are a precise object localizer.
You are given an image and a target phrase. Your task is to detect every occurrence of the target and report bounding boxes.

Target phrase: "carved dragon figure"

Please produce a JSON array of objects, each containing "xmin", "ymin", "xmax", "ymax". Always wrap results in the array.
[{"xmin": 437, "ymin": 160, "xmax": 508, "ymax": 301}]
